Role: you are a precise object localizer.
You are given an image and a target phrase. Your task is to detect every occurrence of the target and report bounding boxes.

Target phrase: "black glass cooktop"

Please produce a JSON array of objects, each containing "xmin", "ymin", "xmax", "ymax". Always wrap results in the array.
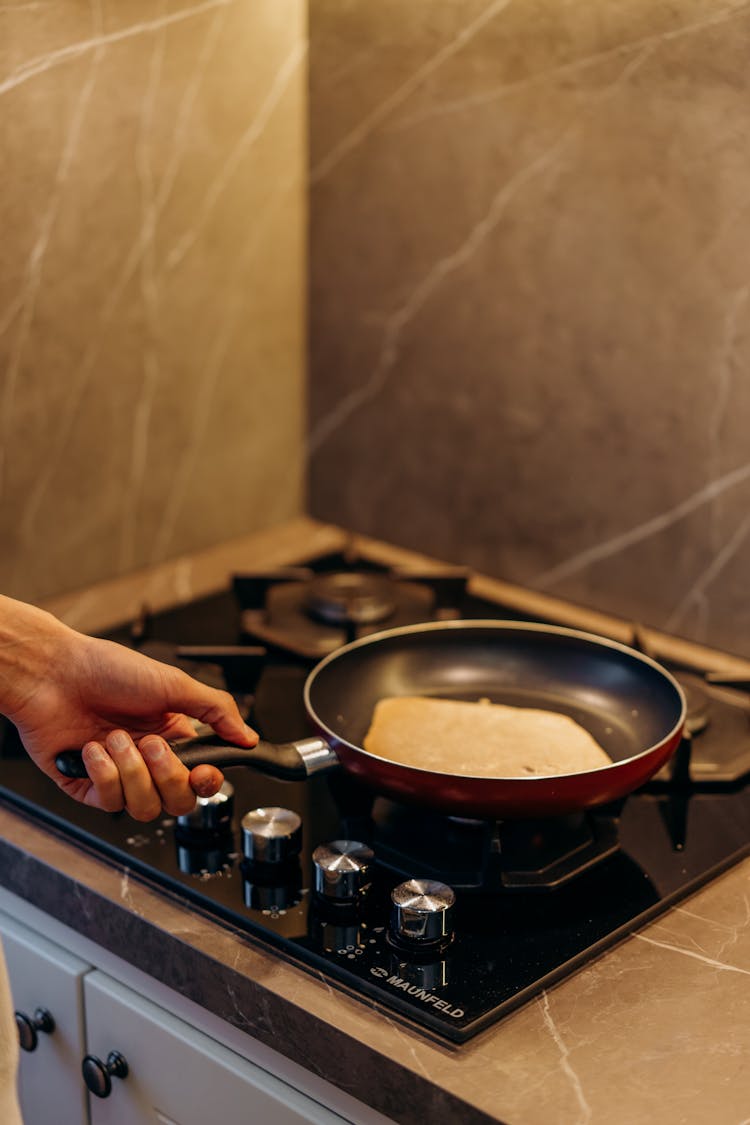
[{"xmin": 2, "ymin": 564, "xmax": 750, "ymax": 1043}]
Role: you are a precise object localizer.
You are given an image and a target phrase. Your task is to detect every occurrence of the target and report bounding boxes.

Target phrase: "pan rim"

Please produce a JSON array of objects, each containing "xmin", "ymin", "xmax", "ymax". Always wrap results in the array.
[{"xmin": 302, "ymin": 618, "xmax": 687, "ymax": 783}]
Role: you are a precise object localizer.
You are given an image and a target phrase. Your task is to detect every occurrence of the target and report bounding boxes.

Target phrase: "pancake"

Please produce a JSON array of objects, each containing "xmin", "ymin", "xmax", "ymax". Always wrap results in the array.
[{"xmin": 362, "ymin": 695, "xmax": 611, "ymax": 778}]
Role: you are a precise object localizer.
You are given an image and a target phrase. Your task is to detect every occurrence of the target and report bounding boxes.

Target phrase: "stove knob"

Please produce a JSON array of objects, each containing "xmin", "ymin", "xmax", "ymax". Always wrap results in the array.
[
  {"xmin": 390, "ymin": 879, "xmax": 455, "ymax": 947},
  {"xmin": 176, "ymin": 780, "xmax": 234, "ymax": 835},
  {"xmin": 312, "ymin": 840, "xmax": 374, "ymax": 902},
  {"xmin": 241, "ymin": 807, "xmax": 302, "ymax": 864}
]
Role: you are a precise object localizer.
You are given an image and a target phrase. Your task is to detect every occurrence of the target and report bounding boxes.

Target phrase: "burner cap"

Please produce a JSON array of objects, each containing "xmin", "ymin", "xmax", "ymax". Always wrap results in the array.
[{"xmin": 305, "ymin": 572, "xmax": 396, "ymax": 626}]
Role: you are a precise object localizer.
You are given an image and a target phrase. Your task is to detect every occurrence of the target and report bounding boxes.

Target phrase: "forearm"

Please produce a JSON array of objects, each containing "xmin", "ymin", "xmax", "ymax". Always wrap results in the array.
[{"xmin": 0, "ymin": 595, "xmax": 76, "ymax": 722}]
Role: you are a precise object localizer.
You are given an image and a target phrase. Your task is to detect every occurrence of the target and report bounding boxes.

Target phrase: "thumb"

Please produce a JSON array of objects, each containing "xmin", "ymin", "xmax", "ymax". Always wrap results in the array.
[{"xmin": 169, "ymin": 671, "xmax": 258, "ymax": 745}]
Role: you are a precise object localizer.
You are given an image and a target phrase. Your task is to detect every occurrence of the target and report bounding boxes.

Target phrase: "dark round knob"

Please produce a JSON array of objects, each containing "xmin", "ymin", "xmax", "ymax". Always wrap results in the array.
[
  {"xmin": 15, "ymin": 1008, "xmax": 55, "ymax": 1052},
  {"xmin": 82, "ymin": 1050, "xmax": 129, "ymax": 1098},
  {"xmin": 312, "ymin": 840, "xmax": 374, "ymax": 901},
  {"xmin": 176, "ymin": 780, "xmax": 234, "ymax": 835},
  {"xmin": 241, "ymin": 807, "xmax": 302, "ymax": 864},
  {"xmin": 390, "ymin": 879, "xmax": 455, "ymax": 946}
]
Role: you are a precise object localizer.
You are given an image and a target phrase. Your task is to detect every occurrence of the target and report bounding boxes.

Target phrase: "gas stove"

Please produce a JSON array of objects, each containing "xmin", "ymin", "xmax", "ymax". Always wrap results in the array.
[{"xmin": 2, "ymin": 547, "xmax": 750, "ymax": 1043}]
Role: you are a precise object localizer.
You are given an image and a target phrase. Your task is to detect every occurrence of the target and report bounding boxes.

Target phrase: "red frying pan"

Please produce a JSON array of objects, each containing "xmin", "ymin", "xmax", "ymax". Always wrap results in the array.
[{"xmin": 56, "ymin": 621, "xmax": 686, "ymax": 819}]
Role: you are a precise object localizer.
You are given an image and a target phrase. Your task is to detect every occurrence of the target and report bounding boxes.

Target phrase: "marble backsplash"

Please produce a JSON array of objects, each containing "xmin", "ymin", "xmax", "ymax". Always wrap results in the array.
[
  {"xmin": 1, "ymin": 0, "xmax": 307, "ymax": 603},
  {"xmin": 308, "ymin": 0, "xmax": 750, "ymax": 657}
]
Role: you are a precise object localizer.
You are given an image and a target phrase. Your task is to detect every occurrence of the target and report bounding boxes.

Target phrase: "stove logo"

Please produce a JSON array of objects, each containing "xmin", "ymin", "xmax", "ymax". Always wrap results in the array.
[{"xmin": 369, "ymin": 968, "xmax": 464, "ymax": 1018}]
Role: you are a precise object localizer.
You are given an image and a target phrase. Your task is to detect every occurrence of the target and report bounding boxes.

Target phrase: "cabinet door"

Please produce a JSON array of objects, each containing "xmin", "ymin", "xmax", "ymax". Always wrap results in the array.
[
  {"xmin": 84, "ymin": 971, "xmax": 353, "ymax": 1125},
  {"xmin": 0, "ymin": 909, "xmax": 91, "ymax": 1125}
]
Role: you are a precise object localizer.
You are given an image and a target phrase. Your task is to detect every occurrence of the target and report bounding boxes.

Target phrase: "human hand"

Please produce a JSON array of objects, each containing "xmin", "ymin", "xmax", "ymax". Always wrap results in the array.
[{"xmin": 0, "ymin": 596, "xmax": 258, "ymax": 820}]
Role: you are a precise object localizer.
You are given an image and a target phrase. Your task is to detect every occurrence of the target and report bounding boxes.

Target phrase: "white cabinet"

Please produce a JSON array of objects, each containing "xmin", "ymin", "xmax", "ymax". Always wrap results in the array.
[
  {"xmin": 0, "ymin": 911, "xmax": 90, "ymax": 1125},
  {"xmin": 0, "ymin": 908, "xmax": 358, "ymax": 1125},
  {"xmin": 84, "ymin": 971, "xmax": 347, "ymax": 1125}
]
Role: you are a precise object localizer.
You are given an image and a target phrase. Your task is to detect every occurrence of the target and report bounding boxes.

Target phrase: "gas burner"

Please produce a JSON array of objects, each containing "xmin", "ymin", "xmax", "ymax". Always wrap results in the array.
[
  {"xmin": 659, "ymin": 676, "xmax": 750, "ymax": 783},
  {"xmin": 628, "ymin": 625, "xmax": 750, "ymax": 780},
  {"xmin": 673, "ymin": 672, "xmax": 711, "ymax": 737},
  {"xmin": 233, "ymin": 555, "xmax": 468, "ymax": 660},
  {"xmin": 305, "ymin": 571, "xmax": 396, "ymax": 626},
  {"xmin": 368, "ymin": 800, "xmax": 620, "ymax": 893}
]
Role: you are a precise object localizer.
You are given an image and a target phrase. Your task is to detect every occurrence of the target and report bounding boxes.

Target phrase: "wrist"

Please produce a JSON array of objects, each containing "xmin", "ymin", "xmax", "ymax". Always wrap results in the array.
[{"xmin": 0, "ymin": 596, "xmax": 75, "ymax": 722}]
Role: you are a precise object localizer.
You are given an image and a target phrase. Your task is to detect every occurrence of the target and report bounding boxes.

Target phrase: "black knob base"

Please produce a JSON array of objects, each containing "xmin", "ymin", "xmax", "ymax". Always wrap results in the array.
[
  {"xmin": 82, "ymin": 1050, "xmax": 129, "ymax": 1098},
  {"xmin": 15, "ymin": 1008, "xmax": 55, "ymax": 1052}
]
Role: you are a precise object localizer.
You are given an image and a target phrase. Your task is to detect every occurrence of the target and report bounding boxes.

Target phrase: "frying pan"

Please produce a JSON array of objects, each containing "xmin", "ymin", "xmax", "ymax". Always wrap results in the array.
[{"xmin": 56, "ymin": 621, "xmax": 686, "ymax": 819}]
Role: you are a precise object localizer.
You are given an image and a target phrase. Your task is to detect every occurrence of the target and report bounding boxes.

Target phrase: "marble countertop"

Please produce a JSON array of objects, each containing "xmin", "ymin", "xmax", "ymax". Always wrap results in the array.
[{"xmin": 3, "ymin": 518, "xmax": 750, "ymax": 1125}]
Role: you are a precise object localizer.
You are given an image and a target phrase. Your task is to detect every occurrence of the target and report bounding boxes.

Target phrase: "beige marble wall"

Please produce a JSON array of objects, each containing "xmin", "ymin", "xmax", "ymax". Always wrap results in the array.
[
  {"xmin": 1, "ymin": 0, "xmax": 307, "ymax": 602},
  {"xmin": 308, "ymin": 0, "xmax": 750, "ymax": 656}
]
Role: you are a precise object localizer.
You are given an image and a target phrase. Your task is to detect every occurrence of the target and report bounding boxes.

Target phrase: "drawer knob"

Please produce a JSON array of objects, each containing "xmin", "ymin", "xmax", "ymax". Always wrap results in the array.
[
  {"xmin": 15, "ymin": 1007, "xmax": 55, "ymax": 1052},
  {"xmin": 82, "ymin": 1050, "xmax": 129, "ymax": 1098}
]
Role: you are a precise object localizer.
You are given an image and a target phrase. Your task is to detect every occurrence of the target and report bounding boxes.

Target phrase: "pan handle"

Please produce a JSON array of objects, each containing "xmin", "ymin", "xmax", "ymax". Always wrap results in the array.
[{"xmin": 54, "ymin": 735, "xmax": 339, "ymax": 783}]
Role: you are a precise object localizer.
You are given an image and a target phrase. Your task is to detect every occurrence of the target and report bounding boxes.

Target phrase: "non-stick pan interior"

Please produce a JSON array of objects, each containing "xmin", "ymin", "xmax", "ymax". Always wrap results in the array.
[{"xmin": 306, "ymin": 622, "xmax": 683, "ymax": 765}]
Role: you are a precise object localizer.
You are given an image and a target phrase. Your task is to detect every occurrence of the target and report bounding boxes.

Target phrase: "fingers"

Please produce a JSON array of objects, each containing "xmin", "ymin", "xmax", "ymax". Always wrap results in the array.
[
  {"xmin": 160, "ymin": 713, "xmax": 199, "ymax": 741},
  {"xmin": 81, "ymin": 730, "xmax": 161, "ymax": 819},
  {"xmin": 79, "ymin": 730, "xmax": 218, "ymax": 820},
  {"xmin": 187, "ymin": 762, "xmax": 225, "ymax": 799},
  {"xmin": 139, "ymin": 735, "xmax": 223, "ymax": 812},
  {"xmin": 80, "ymin": 741, "xmax": 123, "ymax": 812},
  {"xmin": 164, "ymin": 672, "xmax": 258, "ymax": 746}
]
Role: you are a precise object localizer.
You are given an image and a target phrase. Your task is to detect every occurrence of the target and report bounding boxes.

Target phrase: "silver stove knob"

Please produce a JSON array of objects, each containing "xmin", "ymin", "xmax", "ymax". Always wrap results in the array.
[
  {"xmin": 390, "ymin": 879, "xmax": 455, "ymax": 946},
  {"xmin": 241, "ymin": 807, "xmax": 302, "ymax": 864},
  {"xmin": 176, "ymin": 781, "xmax": 234, "ymax": 834},
  {"xmin": 312, "ymin": 840, "xmax": 374, "ymax": 901}
]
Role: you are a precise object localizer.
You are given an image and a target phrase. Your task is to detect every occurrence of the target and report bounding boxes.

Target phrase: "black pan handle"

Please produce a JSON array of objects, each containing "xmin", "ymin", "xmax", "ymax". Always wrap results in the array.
[{"xmin": 54, "ymin": 734, "xmax": 338, "ymax": 783}]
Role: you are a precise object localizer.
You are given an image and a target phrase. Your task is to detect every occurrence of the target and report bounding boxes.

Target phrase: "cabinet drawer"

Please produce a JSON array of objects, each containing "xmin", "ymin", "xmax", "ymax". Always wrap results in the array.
[
  {"xmin": 0, "ymin": 909, "xmax": 91, "ymax": 1125},
  {"xmin": 84, "ymin": 971, "xmax": 353, "ymax": 1125}
]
